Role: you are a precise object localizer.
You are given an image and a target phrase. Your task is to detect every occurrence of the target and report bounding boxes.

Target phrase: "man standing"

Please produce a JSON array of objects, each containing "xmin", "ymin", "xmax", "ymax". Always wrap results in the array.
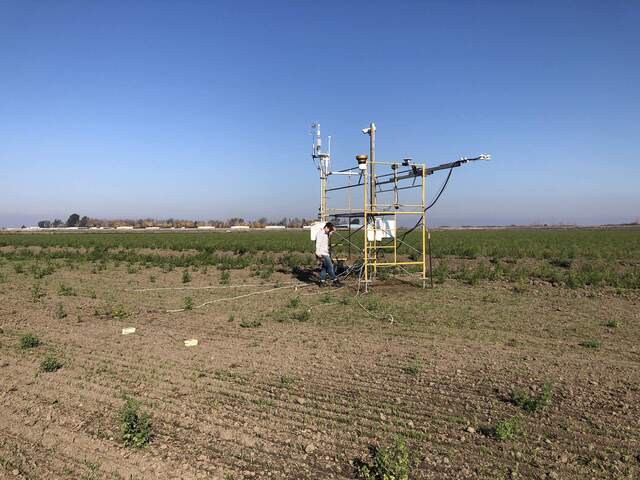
[{"xmin": 315, "ymin": 222, "xmax": 338, "ymax": 286}]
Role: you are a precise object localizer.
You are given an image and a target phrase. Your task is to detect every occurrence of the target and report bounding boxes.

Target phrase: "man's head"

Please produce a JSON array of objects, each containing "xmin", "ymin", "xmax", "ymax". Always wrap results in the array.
[{"xmin": 324, "ymin": 222, "xmax": 335, "ymax": 233}]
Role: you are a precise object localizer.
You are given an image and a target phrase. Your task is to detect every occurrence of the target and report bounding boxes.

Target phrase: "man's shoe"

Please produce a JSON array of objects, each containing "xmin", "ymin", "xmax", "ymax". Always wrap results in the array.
[
  {"xmin": 331, "ymin": 280, "xmax": 342, "ymax": 287},
  {"xmin": 318, "ymin": 281, "xmax": 327, "ymax": 287}
]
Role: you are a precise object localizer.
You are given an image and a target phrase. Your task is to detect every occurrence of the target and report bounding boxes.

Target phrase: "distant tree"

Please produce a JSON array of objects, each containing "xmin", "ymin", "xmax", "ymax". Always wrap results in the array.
[
  {"xmin": 252, "ymin": 217, "xmax": 267, "ymax": 228},
  {"xmin": 65, "ymin": 213, "xmax": 80, "ymax": 227},
  {"xmin": 79, "ymin": 216, "xmax": 89, "ymax": 227},
  {"xmin": 228, "ymin": 217, "xmax": 245, "ymax": 226},
  {"xmin": 38, "ymin": 220, "xmax": 51, "ymax": 228},
  {"xmin": 52, "ymin": 219, "xmax": 63, "ymax": 228}
]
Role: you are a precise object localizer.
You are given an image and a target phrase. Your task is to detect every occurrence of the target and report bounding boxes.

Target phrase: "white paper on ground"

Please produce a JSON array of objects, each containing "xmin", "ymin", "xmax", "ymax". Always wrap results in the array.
[
  {"xmin": 184, "ymin": 339, "xmax": 198, "ymax": 347},
  {"xmin": 122, "ymin": 327, "xmax": 136, "ymax": 335}
]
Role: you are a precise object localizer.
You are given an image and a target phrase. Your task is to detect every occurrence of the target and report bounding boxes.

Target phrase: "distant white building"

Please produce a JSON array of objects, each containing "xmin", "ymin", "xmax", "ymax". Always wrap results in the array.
[
  {"xmin": 116, "ymin": 226, "xmax": 134, "ymax": 230},
  {"xmin": 197, "ymin": 226, "xmax": 216, "ymax": 230},
  {"xmin": 144, "ymin": 226, "xmax": 160, "ymax": 230},
  {"xmin": 230, "ymin": 225, "xmax": 250, "ymax": 230},
  {"xmin": 265, "ymin": 225, "xmax": 286, "ymax": 230}
]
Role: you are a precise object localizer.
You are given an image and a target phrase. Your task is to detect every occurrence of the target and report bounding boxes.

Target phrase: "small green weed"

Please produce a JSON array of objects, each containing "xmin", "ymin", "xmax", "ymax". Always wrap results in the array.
[
  {"xmin": 579, "ymin": 339, "xmax": 601, "ymax": 350},
  {"xmin": 492, "ymin": 417, "xmax": 520, "ymax": 441},
  {"xmin": 110, "ymin": 305, "xmax": 127, "ymax": 319},
  {"xmin": 20, "ymin": 333, "xmax": 40, "ymax": 349},
  {"xmin": 55, "ymin": 303, "xmax": 67, "ymax": 319},
  {"xmin": 279, "ymin": 374, "xmax": 294, "ymax": 388},
  {"xmin": 58, "ymin": 283, "xmax": 76, "ymax": 296},
  {"xmin": 356, "ymin": 436, "xmax": 409, "ymax": 480},
  {"xmin": 510, "ymin": 383, "xmax": 552, "ymax": 412},
  {"xmin": 292, "ymin": 310, "xmax": 310, "ymax": 322},
  {"xmin": 606, "ymin": 320, "xmax": 619, "ymax": 328},
  {"xmin": 512, "ymin": 281, "xmax": 528, "ymax": 294},
  {"xmin": 288, "ymin": 297, "xmax": 301, "ymax": 308},
  {"xmin": 40, "ymin": 355, "xmax": 63, "ymax": 373},
  {"xmin": 182, "ymin": 269, "xmax": 191, "ymax": 283},
  {"xmin": 183, "ymin": 297, "xmax": 194, "ymax": 310},
  {"xmin": 338, "ymin": 295, "xmax": 351, "ymax": 306},
  {"xmin": 120, "ymin": 397, "xmax": 151, "ymax": 448},
  {"xmin": 320, "ymin": 293, "xmax": 332, "ymax": 304},
  {"xmin": 220, "ymin": 269, "xmax": 230, "ymax": 285},
  {"xmin": 31, "ymin": 282, "xmax": 45, "ymax": 302},
  {"xmin": 240, "ymin": 320, "xmax": 261, "ymax": 328},
  {"xmin": 402, "ymin": 355, "xmax": 421, "ymax": 376}
]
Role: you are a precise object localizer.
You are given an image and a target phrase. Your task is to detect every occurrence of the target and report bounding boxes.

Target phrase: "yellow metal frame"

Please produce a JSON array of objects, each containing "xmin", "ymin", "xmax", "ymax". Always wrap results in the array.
[
  {"xmin": 361, "ymin": 160, "xmax": 428, "ymax": 288},
  {"xmin": 324, "ymin": 156, "xmax": 429, "ymax": 289}
]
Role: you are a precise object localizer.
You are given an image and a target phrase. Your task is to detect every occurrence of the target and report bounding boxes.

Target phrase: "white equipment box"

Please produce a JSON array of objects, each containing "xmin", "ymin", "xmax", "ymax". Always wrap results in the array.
[{"xmin": 367, "ymin": 217, "xmax": 396, "ymax": 241}]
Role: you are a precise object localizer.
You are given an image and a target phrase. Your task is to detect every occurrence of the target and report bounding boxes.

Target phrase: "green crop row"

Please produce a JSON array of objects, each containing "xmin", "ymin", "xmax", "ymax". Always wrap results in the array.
[{"xmin": 1, "ymin": 228, "xmax": 638, "ymax": 260}]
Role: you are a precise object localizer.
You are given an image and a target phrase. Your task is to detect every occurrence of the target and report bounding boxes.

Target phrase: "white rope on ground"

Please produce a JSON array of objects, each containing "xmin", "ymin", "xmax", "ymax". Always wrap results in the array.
[
  {"xmin": 129, "ymin": 280, "xmax": 305, "ymax": 293},
  {"xmin": 166, "ymin": 282, "xmax": 314, "ymax": 313},
  {"xmin": 354, "ymin": 263, "xmax": 396, "ymax": 324}
]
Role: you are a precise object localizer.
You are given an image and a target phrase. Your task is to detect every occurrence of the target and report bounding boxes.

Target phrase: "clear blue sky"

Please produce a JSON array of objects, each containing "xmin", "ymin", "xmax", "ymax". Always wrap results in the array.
[{"xmin": 1, "ymin": 0, "xmax": 638, "ymax": 227}]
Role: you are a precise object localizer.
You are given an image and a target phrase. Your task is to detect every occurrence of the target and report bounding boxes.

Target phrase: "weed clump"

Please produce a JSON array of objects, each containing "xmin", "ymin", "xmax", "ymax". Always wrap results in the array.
[
  {"xmin": 288, "ymin": 297, "xmax": 301, "ymax": 308},
  {"xmin": 110, "ymin": 305, "xmax": 127, "ymax": 319},
  {"xmin": 292, "ymin": 310, "xmax": 310, "ymax": 322},
  {"xmin": 512, "ymin": 281, "xmax": 528, "ymax": 294},
  {"xmin": 57, "ymin": 283, "xmax": 76, "ymax": 296},
  {"xmin": 219, "ymin": 269, "xmax": 230, "ymax": 285},
  {"xmin": 402, "ymin": 355, "xmax": 421, "ymax": 376},
  {"xmin": 183, "ymin": 297, "xmax": 194, "ymax": 310},
  {"xmin": 279, "ymin": 374, "xmax": 294, "ymax": 388},
  {"xmin": 20, "ymin": 333, "xmax": 40, "ymax": 349},
  {"xmin": 579, "ymin": 339, "xmax": 601, "ymax": 350},
  {"xmin": 182, "ymin": 269, "xmax": 191, "ymax": 283},
  {"xmin": 606, "ymin": 320, "xmax": 619, "ymax": 328},
  {"xmin": 31, "ymin": 282, "xmax": 45, "ymax": 302},
  {"xmin": 240, "ymin": 320, "xmax": 261, "ymax": 328},
  {"xmin": 510, "ymin": 383, "xmax": 552, "ymax": 412},
  {"xmin": 55, "ymin": 303, "xmax": 67, "ymax": 319},
  {"xmin": 40, "ymin": 355, "xmax": 63, "ymax": 373},
  {"xmin": 492, "ymin": 417, "xmax": 520, "ymax": 441},
  {"xmin": 120, "ymin": 397, "xmax": 151, "ymax": 448},
  {"xmin": 356, "ymin": 436, "xmax": 409, "ymax": 480}
]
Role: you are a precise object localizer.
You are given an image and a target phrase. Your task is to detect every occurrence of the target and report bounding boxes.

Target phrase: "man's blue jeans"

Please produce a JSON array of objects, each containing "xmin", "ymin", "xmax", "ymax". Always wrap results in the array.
[{"xmin": 319, "ymin": 255, "xmax": 336, "ymax": 282}]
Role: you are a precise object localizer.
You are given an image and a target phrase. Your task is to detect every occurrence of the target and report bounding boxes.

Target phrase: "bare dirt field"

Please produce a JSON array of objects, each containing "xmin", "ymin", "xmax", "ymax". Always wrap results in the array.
[{"xmin": 1, "ymin": 243, "xmax": 639, "ymax": 479}]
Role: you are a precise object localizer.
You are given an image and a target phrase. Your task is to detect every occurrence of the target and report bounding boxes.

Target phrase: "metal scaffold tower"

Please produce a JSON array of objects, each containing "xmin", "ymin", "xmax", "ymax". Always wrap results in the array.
[{"xmin": 310, "ymin": 122, "xmax": 490, "ymax": 290}]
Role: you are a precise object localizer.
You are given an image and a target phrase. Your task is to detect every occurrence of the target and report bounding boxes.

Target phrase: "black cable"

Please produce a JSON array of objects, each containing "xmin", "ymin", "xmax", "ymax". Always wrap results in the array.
[
  {"xmin": 397, "ymin": 166, "xmax": 454, "ymax": 244},
  {"xmin": 426, "ymin": 167, "xmax": 453, "ymax": 211}
]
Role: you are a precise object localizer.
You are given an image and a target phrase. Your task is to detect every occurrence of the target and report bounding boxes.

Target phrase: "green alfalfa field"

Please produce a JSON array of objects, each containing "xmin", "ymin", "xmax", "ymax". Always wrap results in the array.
[{"xmin": 0, "ymin": 227, "xmax": 639, "ymax": 479}]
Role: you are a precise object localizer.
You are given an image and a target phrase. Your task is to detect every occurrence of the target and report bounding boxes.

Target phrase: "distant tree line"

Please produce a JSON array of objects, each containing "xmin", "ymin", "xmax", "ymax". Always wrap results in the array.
[{"xmin": 37, "ymin": 214, "xmax": 314, "ymax": 229}]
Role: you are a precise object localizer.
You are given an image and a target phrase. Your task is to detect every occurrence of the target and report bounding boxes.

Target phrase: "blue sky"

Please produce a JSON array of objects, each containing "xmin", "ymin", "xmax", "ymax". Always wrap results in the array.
[{"xmin": 1, "ymin": 0, "xmax": 638, "ymax": 227}]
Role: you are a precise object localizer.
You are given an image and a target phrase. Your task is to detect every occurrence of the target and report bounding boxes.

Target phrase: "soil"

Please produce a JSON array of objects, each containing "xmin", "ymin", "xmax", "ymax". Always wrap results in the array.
[{"xmin": 0, "ymin": 260, "xmax": 639, "ymax": 479}]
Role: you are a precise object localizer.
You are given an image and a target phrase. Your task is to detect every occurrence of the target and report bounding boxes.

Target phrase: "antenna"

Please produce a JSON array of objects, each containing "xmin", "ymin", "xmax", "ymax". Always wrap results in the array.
[
  {"xmin": 310, "ymin": 123, "xmax": 330, "ymax": 176},
  {"xmin": 310, "ymin": 123, "xmax": 331, "ymax": 221}
]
